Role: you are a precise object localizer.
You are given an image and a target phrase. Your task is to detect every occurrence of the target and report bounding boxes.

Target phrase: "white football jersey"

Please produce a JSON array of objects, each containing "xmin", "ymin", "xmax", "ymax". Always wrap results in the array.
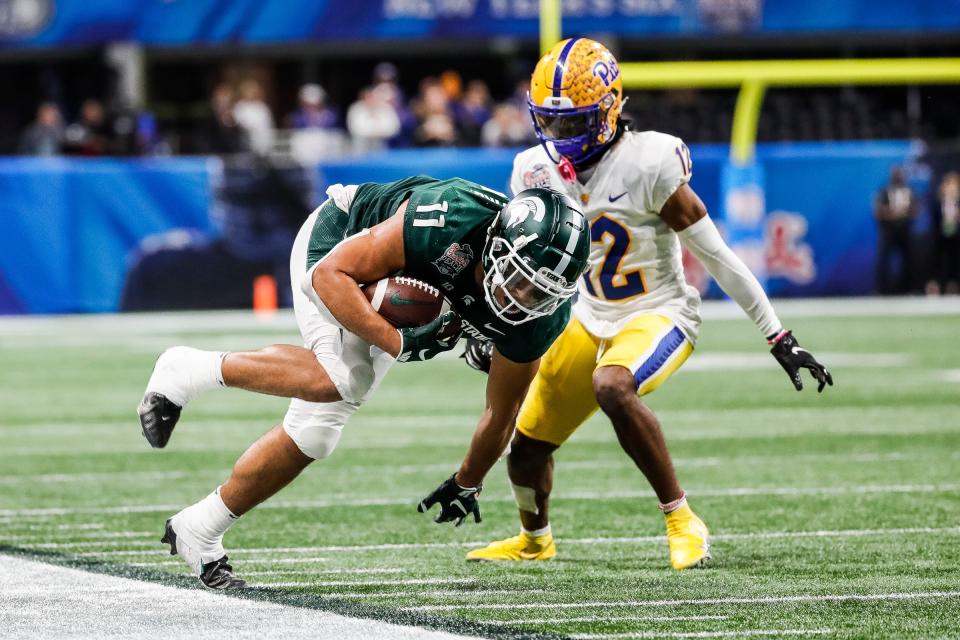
[{"xmin": 511, "ymin": 130, "xmax": 702, "ymax": 341}]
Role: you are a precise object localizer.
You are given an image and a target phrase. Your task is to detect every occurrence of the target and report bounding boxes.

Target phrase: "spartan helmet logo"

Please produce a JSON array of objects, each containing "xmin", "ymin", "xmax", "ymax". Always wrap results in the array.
[{"xmin": 504, "ymin": 197, "xmax": 546, "ymax": 229}]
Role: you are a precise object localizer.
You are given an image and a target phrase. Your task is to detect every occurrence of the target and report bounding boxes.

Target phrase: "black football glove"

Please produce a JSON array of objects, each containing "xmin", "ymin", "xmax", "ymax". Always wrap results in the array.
[
  {"xmin": 397, "ymin": 311, "xmax": 462, "ymax": 362},
  {"xmin": 417, "ymin": 474, "xmax": 482, "ymax": 526},
  {"xmin": 769, "ymin": 330, "xmax": 833, "ymax": 393},
  {"xmin": 461, "ymin": 337, "xmax": 493, "ymax": 374}
]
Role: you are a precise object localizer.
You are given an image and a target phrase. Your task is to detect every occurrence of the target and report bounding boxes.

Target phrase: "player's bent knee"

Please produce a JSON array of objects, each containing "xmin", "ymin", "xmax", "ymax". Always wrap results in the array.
[
  {"xmin": 282, "ymin": 400, "xmax": 348, "ymax": 460},
  {"xmin": 593, "ymin": 366, "xmax": 638, "ymax": 413},
  {"xmin": 507, "ymin": 432, "xmax": 557, "ymax": 471},
  {"xmin": 283, "ymin": 422, "xmax": 342, "ymax": 460}
]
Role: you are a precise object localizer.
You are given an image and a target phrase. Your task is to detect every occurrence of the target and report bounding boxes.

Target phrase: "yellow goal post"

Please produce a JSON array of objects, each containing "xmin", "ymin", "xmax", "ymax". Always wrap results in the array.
[
  {"xmin": 619, "ymin": 58, "xmax": 960, "ymax": 164},
  {"xmin": 536, "ymin": 2, "xmax": 960, "ymax": 164}
]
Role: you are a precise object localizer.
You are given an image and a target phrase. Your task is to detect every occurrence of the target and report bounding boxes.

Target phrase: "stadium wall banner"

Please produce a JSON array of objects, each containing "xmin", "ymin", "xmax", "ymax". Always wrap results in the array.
[
  {"xmin": 0, "ymin": 141, "xmax": 917, "ymax": 314},
  {"xmin": 1, "ymin": 0, "xmax": 958, "ymax": 47}
]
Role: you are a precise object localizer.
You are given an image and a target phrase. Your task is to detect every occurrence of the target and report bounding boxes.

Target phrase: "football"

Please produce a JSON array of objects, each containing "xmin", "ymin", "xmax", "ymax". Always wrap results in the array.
[{"xmin": 363, "ymin": 276, "xmax": 444, "ymax": 328}]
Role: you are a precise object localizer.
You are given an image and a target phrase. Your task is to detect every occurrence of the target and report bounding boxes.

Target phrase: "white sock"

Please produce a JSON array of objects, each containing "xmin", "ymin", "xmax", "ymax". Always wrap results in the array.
[
  {"xmin": 659, "ymin": 491, "xmax": 688, "ymax": 514},
  {"xmin": 522, "ymin": 524, "xmax": 551, "ymax": 538},
  {"xmin": 175, "ymin": 486, "xmax": 238, "ymax": 561},
  {"xmin": 153, "ymin": 347, "xmax": 226, "ymax": 406}
]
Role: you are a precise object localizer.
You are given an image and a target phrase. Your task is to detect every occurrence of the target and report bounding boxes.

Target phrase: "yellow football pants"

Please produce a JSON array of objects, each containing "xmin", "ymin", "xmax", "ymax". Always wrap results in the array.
[{"xmin": 516, "ymin": 314, "xmax": 693, "ymax": 446}]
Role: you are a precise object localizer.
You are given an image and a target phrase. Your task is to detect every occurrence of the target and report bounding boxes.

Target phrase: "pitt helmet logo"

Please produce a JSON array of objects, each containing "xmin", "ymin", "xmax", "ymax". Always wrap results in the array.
[{"xmin": 592, "ymin": 59, "xmax": 620, "ymax": 87}]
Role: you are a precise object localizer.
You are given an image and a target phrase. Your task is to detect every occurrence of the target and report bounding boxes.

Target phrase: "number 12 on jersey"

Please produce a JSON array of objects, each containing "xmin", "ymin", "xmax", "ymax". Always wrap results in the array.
[{"xmin": 582, "ymin": 214, "xmax": 647, "ymax": 301}]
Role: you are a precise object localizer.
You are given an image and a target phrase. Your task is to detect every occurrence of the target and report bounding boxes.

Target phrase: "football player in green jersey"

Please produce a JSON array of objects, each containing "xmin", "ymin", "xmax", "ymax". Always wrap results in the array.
[{"xmin": 137, "ymin": 176, "xmax": 590, "ymax": 589}]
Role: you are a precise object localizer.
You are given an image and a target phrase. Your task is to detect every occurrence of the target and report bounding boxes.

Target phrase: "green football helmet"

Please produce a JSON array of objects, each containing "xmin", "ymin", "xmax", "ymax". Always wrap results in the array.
[{"xmin": 483, "ymin": 188, "xmax": 590, "ymax": 325}]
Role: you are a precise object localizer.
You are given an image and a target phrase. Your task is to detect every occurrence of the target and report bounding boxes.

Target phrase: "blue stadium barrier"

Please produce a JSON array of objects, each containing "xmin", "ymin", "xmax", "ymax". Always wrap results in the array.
[
  {"xmin": 0, "ymin": 157, "xmax": 216, "ymax": 314},
  {"xmin": 0, "ymin": 140, "xmax": 919, "ymax": 314},
  {"xmin": 2, "ymin": 0, "xmax": 957, "ymax": 47}
]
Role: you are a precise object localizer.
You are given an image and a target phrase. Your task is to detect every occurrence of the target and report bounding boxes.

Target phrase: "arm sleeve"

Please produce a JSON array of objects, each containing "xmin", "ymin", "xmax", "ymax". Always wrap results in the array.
[{"xmin": 677, "ymin": 216, "xmax": 782, "ymax": 339}]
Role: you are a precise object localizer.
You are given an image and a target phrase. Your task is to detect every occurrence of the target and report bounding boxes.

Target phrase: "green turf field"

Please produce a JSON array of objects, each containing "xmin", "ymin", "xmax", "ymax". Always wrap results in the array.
[{"xmin": 1, "ymin": 303, "xmax": 959, "ymax": 639}]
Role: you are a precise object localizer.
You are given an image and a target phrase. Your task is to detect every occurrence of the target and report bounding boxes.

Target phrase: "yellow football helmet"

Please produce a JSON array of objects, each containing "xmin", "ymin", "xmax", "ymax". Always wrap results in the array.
[{"xmin": 528, "ymin": 38, "xmax": 623, "ymax": 166}]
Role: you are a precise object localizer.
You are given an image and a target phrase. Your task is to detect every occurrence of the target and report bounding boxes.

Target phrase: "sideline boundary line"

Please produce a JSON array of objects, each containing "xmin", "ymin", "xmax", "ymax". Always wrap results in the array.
[{"xmin": 0, "ymin": 544, "xmax": 564, "ymax": 640}]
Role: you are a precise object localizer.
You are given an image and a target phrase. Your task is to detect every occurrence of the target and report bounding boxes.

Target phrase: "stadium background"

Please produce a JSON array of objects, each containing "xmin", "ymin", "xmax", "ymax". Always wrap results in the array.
[
  {"xmin": 2, "ymin": 2, "xmax": 960, "ymax": 639},
  {"xmin": 1, "ymin": 0, "xmax": 959, "ymax": 313}
]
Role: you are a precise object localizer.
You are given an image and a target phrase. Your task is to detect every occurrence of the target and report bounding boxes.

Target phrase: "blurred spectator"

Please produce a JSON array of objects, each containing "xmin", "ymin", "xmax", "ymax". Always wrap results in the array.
[
  {"xmin": 287, "ymin": 83, "xmax": 338, "ymax": 130},
  {"xmin": 508, "ymin": 79, "xmax": 532, "ymax": 110},
  {"xmin": 412, "ymin": 78, "xmax": 457, "ymax": 147},
  {"xmin": 454, "ymin": 80, "xmax": 492, "ymax": 146},
  {"xmin": 286, "ymin": 83, "xmax": 348, "ymax": 164},
  {"xmin": 372, "ymin": 62, "xmax": 404, "ymax": 107},
  {"xmin": 201, "ymin": 83, "xmax": 247, "ymax": 154},
  {"xmin": 63, "ymin": 99, "xmax": 111, "ymax": 156},
  {"xmin": 18, "ymin": 102, "xmax": 63, "ymax": 156},
  {"xmin": 874, "ymin": 166, "xmax": 919, "ymax": 294},
  {"xmin": 347, "ymin": 84, "xmax": 401, "ymax": 153},
  {"xmin": 439, "ymin": 70, "xmax": 463, "ymax": 103},
  {"xmin": 232, "ymin": 79, "xmax": 275, "ymax": 155},
  {"xmin": 927, "ymin": 172, "xmax": 960, "ymax": 295},
  {"xmin": 482, "ymin": 103, "xmax": 535, "ymax": 148},
  {"xmin": 372, "ymin": 62, "xmax": 415, "ymax": 146}
]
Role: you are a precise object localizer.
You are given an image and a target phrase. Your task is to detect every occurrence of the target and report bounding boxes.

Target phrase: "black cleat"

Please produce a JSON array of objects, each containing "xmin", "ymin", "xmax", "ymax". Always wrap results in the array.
[
  {"xmin": 199, "ymin": 556, "xmax": 247, "ymax": 590},
  {"xmin": 160, "ymin": 518, "xmax": 178, "ymax": 555},
  {"xmin": 161, "ymin": 518, "xmax": 246, "ymax": 590},
  {"xmin": 138, "ymin": 392, "xmax": 181, "ymax": 448}
]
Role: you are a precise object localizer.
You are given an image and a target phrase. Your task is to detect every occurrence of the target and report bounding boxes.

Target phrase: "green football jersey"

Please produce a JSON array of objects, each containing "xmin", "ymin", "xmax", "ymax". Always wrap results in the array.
[{"xmin": 305, "ymin": 175, "xmax": 570, "ymax": 362}]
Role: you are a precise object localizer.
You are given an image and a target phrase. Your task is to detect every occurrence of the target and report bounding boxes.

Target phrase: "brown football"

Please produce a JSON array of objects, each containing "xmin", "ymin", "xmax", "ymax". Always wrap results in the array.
[{"xmin": 363, "ymin": 276, "xmax": 444, "ymax": 328}]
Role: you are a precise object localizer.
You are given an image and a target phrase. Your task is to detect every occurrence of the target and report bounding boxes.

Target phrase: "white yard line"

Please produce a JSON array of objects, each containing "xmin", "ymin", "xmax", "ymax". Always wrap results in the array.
[
  {"xmin": 1, "ymin": 298, "xmax": 955, "ymax": 339},
  {"xmin": 4, "ymin": 531, "xmax": 154, "ymax": 544},
  {"xmin": 257, "ymin": 578, "xmax": 477, "ymax": 588},
  {"xmin": 572, "ymin": 631, "xmax": 833, "ymax": 639},
  {"xmin": 5, "ymin": 423, "xmax": 955, "ymax": 457},
  {"xmin": 339, "ymin": 588, "xmax": 540, "ymax": 600},
  {"xmin": 0, "ymin": 554, "xmax": 479, "ymax": 640},
  {"xmin": 683, "ymin": 352, "xmax": 907, "ymax": 371},
  {"xmin": 4, "ymin": 450, "xmax": 949, "ymax": 486},
  {"xmin": 940, "ymin": 369, "xmax": 960, "ymax": 383},
  {"xmin": 242, "ymin": 568, "xmax": 404, "ymax": 576},
  {"xmin": 488, "ymin": 615, "xmax": 729, "ymax": 626},
  {"xmin": 402, "ymin": 591, "xmax": 960, "ymax": 611},
  {"xmin": 66, "ymin": 525, "xmax": 960, "ymax": 557},
  {"xmin": 0, "ymin": 470, "xmax": 199, "ymax": 485},
  {"xmin": 7, "ymin": 481, "xmax": 959, "ymax": 519}
]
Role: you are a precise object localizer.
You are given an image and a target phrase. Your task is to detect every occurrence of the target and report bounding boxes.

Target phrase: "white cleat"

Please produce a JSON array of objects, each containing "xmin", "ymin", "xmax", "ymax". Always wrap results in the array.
[{"xmin": 161, "ymin": 516, "xmax": 246, "ymax": 590}]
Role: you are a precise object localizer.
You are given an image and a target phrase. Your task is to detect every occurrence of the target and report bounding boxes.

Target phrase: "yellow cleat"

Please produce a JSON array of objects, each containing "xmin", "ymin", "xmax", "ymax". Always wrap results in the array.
[
  {"xmin": 465, "ymin": 532, "xmax": 556, "ymax": 562},
  {"xmin": 665, "ymin": 504, "xmax": 711, "ymax": 570}
]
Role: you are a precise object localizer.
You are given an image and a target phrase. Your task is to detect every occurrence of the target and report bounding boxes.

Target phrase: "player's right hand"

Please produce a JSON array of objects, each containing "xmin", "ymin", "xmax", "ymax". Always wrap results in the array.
[
  {"xmin": 461, "ymin": 337, "xmax": 493, "ymax": 374},
  {"xmin": 397, "ymin": 311, "xmax": 462, "ymax": 362},
  {"xmin": 417, "ymin": 474, "xmax": 482, "ymax": 526},
  {"xmin": 769, "ymin": 330, "xmax": 833, "ymax": 392}
]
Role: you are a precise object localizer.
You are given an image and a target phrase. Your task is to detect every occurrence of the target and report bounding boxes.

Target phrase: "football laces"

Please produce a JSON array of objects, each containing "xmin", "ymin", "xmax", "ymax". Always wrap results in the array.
[{"xmin": 394, "ymin": 276, "xmax": 440, "ymax": 298}]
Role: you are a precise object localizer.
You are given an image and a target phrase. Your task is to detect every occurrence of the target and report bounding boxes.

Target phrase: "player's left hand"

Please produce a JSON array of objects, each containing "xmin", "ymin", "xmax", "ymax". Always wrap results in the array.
[
  {"xmin": 417, "ymin": 474, "xmax": 482, "ymax": 526},
  {"xmin": 397, "ymin": 311, "xmax": 462, "ymax": 362},
  {"xmin": 769, "ymin": 330, "xmax": 833, "ymax": 392}
]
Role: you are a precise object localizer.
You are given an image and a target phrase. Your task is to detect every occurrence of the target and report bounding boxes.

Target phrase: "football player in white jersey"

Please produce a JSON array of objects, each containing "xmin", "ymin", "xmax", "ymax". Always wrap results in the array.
[{"xmin": 465, "ymin": 38, "xmax": 832, "ymax": 569}]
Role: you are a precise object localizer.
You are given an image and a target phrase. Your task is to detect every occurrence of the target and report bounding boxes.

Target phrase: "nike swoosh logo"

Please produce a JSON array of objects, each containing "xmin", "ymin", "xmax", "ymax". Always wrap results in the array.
[
  {"xmin": 390, "ymin": 292, "xmax": 433, "ymax": 306},
  {"xmin": 609, "ymin": 192, "xmax": 628, "ymax": 202},
  {"xmin": 791, "ymin": 347, "xmax": 808, "ymax": 355},
  {"xmin": 483, "ymin": 322, "xmax": 506, "ymax": 336}
]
